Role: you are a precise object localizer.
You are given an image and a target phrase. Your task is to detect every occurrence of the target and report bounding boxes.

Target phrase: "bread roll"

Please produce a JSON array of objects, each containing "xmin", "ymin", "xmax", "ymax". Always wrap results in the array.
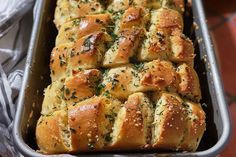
[
  {"xmin": 36, "ymin": 110, "xmax": 72, "ymax": 154},
  {"xmin": 139, "ymin": 60, "xmax": 178, "ymax": 92},
  {"xmin": 152, "ymin": 92, "xmax": 188, "ymax": 150},
  {"xmin": 161, "ymin": 0, "xmax": 185, "ymax": 14},
  {"xmin": 41, "ymin": 81, "xmax": 65, "ymax": 115},
  {"xmin": 169, "ymin": 34, "xmax": 195, "ymax": 64},
  {"xmin": 56, "ymin": 14, "xmax": 112, "ymax": 46},
  {"xmin": 101, "ymin": 60, "xmax": 178, "ymax": 99},
  {"xmin": 138, "ymin": 29, "xmax": 171, "ymax": 62},
  {"xmin": 111, "ymin": 92, "xmax": 153, "ymax": 149},
  {"xmin": 50, "ymin": 43, "xmax": 73, "ymax": 81},
  {"xmin": 138, "ymin": 8, "xmax": 183, "ymax": 61},
  {"xmin": 63, "ymin": 69, "xmax": 101, "ymax": 106},
  {"xmin": 54, "ymin": 0, "xmax": 104, "ymax": 29},
  {"xmin": 151, "ymin": 8, "xmax": 183, "ymax": 36},
  {"xmin": 103, "ymin": 28, "xmax": 144, "ymax": 67},
  {"xmin": 67, "ymin": 31, "xmax": 111, "ymax": 71},
  {"xmin": 179, "ymin": 101, "xmax": 206, "ymax": 151},
  {"xmin": 176, "ymin": 63, "xmax": 202, "ymax": 102},
  {"xmin": 68, "ymin": 96, "xmax": 122, "ymax": 152},
  {"xmin": 116, "ymin": 7, "xmax": 149, "ymax": 33}
]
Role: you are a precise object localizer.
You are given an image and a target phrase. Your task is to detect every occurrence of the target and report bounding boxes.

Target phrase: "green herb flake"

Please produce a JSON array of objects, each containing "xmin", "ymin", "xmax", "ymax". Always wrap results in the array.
[
  {"xmin": 103, "ymin": 90, "xmax": 111, "ymax": 98},
  {"xmin": 72, "ymin": 19, "xmax": 80, "ymax": 26},
  {"xmin": 104, "ymin": 133, "xmax": 112, "ymax": 142},
  {"xmin": 96, "ymin": 83, "xmax": 106, "ymax": 95}
]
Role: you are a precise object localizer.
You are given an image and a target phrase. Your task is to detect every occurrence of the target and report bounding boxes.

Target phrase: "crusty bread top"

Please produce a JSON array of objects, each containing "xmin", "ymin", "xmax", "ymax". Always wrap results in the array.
[
  {"xmin": 111, "ymin": 92, "xmax": 153, "ymax": 149},
  {"xmin": 36, "ymin": 0, "xmax": 206, "ymax": 154},
  {"xmin": 54, "ymin": 0, "xmax": 104, "ymax": 29}
]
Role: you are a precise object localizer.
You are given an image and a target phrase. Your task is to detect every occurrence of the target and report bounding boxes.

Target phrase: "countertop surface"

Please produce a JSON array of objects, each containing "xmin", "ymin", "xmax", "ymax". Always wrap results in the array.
[{"xmin": 204, "ymin": 0, "xmax": 236, "ymax": 156}]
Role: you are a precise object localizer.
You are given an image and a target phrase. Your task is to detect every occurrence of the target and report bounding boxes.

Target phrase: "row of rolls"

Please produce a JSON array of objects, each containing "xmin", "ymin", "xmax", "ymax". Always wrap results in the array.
[{"xmin": 37, "ymin": 86, "xmax": 205, "ymax": 153}]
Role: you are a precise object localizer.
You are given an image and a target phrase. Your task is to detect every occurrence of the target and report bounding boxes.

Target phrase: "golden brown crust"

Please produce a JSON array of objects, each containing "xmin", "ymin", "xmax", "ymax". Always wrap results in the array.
[
  {"xmin": 75, "ymin": 14, "xmax": 112, "ymax": 39},
  {"xmin": 67, "ymin": 32, "xmax": 111, "ymax": 71},
  {"xmin": 56, "ymin": 14, "xmax": 111, "ymax": 46},
  {"xmin": 41, "ymin": 81, "xmax": 65, "ymax": 115},
  {"xmin": 152, "ymin": 92, "xmax": 188, "ymax": 150},
  {"xmin": 153, "ymin": 8, "xmax": 183, "ymax": 36},
  {"xmin": 68, "ymin": 96, "xmax": 121, "ymax": 152},
  {"xmin": 138, "ymin": 8, "xmax": 183, "ymax": 62},
  {"xmin": 63, "ymin": 69, "xmax": 101, "ymax": 106},
  {"xmin": 176, "ymin": 63, "xmax": 202, "ymax": 102},
  {"xmin": 37, "ymin": 1, "xmax": 206, "ymax": 154},
  {"xmin": 50, "ymin": 43, "xmax": 73, "ymax": 81},
  {"xmin": 140, "ymin": 60, "xmax": 178, "ymax": 92},
  {"xmin": 161, "ymin": 0, "xmax": 185, "ymax": 14},
  {"xmin": 54, "ymin": 0, "xmax": 104, "ymax": 29},
  {"xmin": 170, "ymin": 35, "xmax": 195, "ymax": 63},
  {"xmin": 103, "ymin": 28, "xmax": 144, "ymax": 67},
  {"xmin": 180, "ymin": 101, "xmax": 206, "ymax": 151},
  {"xmin": 102, "ymin": 60, "xmax": 178, "ymax": 100},
  {"xmin": 138, "ymin": 29, "xmax": 171, "ymax": 61},
  {"xmin": 118, "ymin": 7, "xmax": 149, "ymax": 31},
  {"xmin": 68, "ymin": 97, "xmax": 103, "ymax": 152},
  {"xmin": 36, "ymin": 110, "xmax": 71, "ymax": 154},
  {"xmin": 172, "ymin": 0, "xmax": 185, "ymax": 13},
  {"xmin": 110, "ymin": 92, "xmax": 153, "ymax": 149}
]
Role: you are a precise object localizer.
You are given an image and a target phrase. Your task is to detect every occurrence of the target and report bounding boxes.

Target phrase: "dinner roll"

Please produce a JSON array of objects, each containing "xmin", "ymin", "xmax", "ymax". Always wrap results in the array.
[
  {"xmin": 152, "ymin": 92, "xmax": 187, "ymax": 150},
  {"xmin": 54, "ymin": 0, "xmax": 104, "ymax": 29},
  {"xmin": 176, "ymin": 63, "xmax": 202, "ymax": 102},
  {"xmin": 68, "ymin": 96, "xmax": 122, "ymax": 152},
  {"xmin": 111, "ymin": 92, "xmax": 153, "ymax": 149},
  {"xmin": 36, "ymin": 109, "xmax": 72, "ymax": 154},
  {"xmin": 63, "ymin": 69, "xmax": 101, "ymax": 106},
  {"xmin": 56, "ymin": 14, "xmax": 112, "ymax": 46}
]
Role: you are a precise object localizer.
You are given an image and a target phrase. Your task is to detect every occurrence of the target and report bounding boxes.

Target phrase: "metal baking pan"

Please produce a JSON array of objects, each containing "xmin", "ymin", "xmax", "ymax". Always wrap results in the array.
[{"xmin": 13, "ymin": 0, "xmax": 231, "ymax": 156}]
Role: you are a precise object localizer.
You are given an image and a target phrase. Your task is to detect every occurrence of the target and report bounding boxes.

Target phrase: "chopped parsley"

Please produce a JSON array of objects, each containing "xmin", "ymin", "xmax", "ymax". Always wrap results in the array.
[
  {"xmin": 105, "ymin": 110, "xmax": 117, "ymax": 123},
  {"xmin": 103, "ymin": 90, "xmax": 111, "ymax": 98},
  {"xmin": 82, "ymin": 35, "xmax": 94, "ymax": 53},
  {"xmin": 72, "ymin": 19, "xmax": 80, "ymax": 26},
  {"xmin": 134, "ymin": 63, "xmax": 144, "ymax": 72},
  {"xmin": 104, "ymin": 133, "xmax": 112, "ymax": 142},
  {"xmin": 96, "ymin": 83, "xmax": 106, "ymax": 95}
]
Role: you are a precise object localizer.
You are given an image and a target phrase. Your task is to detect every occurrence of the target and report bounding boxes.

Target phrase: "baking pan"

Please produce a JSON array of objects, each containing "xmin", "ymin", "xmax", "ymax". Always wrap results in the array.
[{"xmin": 13, "ymin": 0, "xmax": 231, "ymax": 156}]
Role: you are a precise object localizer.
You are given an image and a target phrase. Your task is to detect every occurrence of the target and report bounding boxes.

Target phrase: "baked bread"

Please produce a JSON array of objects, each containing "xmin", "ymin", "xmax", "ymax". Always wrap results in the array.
[
  {"xmin": 54, "ymin": 0, "xmax": 104, "ymax": 29},
  {"xmin": 56, "ymin": 14, "xmax": 112, "ymax": 46},
  {"xmin": 36, "ymin": 0, "xmax": 206, "ymax": 154},
  {"xmin": 36, "ymin": 109, "xmax": 71, "ymax": 154},
  {"xmin": 176, "ymin": 63, "xmax": 202, "ymax": 102},
  {"xmin": 151, "ymin": 92, "xmax": 205, "ymax": 151},
  {"xmin": 179, "ymin": 101, "xmax": 206, "ymax": 151},
  {"xmin": 40, "ymin": 81, "xmax": 65, "ymax": 115},
  {"xmin": 110, "ymin": 92, "xmax": 153, "ymax": 149},
  {"xmin": 101, "ymin": 60, "xmax": 178, "ymax": 99},
  {"xmin": 152, "ymin": 92, "xmax": 187, "ymax": 150},
  {"xmin": 68, "ymin": 95, "xmax": 122, "ymax": 152},
  {"xmin": 138, "ymin": 8, "xmax": 183, "ymax": 61}
]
